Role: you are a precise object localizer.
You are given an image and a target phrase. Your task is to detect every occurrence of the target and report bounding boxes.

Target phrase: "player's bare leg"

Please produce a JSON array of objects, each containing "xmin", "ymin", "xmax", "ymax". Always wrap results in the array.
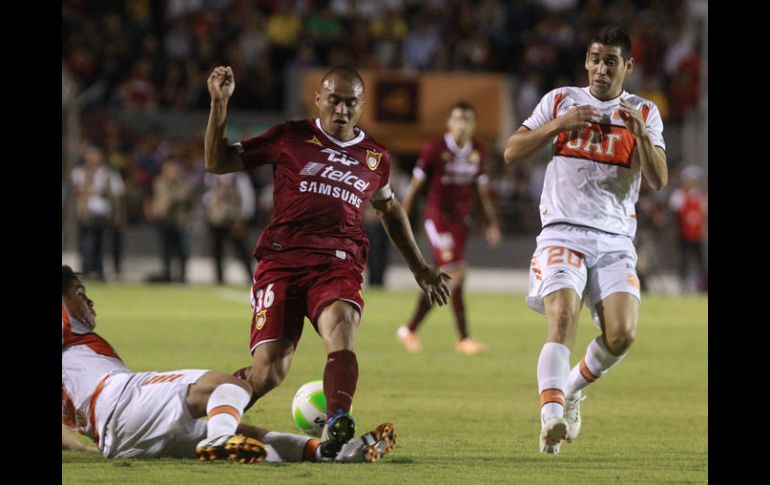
[
  {"xmin": 398, "ymin": 263, "xmax": 484, "ymax": 354},
  {"xmin": 316, "ymin": 300, "xmax": 361, "ymax": 458},
  {"xmin": 563, "ymin": 293, "xmax": 638, "ymax": 441},
  {"xmin": 597, "ymin": 293, "xmax": 638, "ymax": 357},
  {"xmin": 186, "ymin": 371, "xmax": 252, "ymax": 417},
  {"xmin": 538, "ymin": 288, "xmax": 581, "ymax": 454},
  {"xmin": 448, "ymin": 265, "xmax": 485, "ymax": 355},
  {"xmin": 235, "ymin": 339, "xmax": 295, "ymax": 410}
]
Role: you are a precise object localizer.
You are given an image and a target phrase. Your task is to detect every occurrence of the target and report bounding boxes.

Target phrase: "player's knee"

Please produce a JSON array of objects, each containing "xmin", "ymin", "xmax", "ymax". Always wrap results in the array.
[
  {"xmin": 449, "ymin": 269, "xmax": 466, "ymax": 290},
  {"xmin": 248, "ymin": 361, "xmax": 288, "ymax": 396},
  {"xmin": 226, "ymin": 376, "xmax": 252, "ymax": 396},
  {"xmin": 548, "ymin": 309, "xmax": 576, "ymax": 338},
  {"xmin": 322, "ymin": 320, "xmax": 357, "ymax": 350},
  {"xmin": 605, "ymin": 324, "xmax": 636, "ymax": 355}
]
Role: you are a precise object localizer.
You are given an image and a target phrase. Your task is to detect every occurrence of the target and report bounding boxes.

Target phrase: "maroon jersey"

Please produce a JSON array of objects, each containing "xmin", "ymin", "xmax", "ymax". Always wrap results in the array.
[
  {"xmin": 414, "ymin": 133, "xmax": 487, "ymax": 226},
  {"xmin": 238, "ymin": 119, "xmax": 391, "ymax": 269}
]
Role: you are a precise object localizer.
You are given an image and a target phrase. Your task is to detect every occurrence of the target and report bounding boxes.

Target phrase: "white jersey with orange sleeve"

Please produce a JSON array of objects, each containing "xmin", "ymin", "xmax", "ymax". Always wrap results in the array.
[
  {"xmin": 522, "ymin": 87, "xmax": 666, "ymax": 238},
  {"xmin": 62, "ymin": 307, "xmax": 130, "ymax": 446}
]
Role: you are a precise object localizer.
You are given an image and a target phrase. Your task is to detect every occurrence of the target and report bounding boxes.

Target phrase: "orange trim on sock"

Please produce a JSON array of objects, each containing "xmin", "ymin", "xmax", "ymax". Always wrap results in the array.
[
  {"xmin": 208, "ymin": 405, "xmax": 241, "ymax": 421},
  {"xmin": 579, "ymin": 358, "xmax": 600, "ymax": 383},
  {"xmin": 539, "ymin": 388, "xmax": 565, "ymax": 407},
  {"xmin": 303, "ymin": 438, "xmax": 321, "ymax": 462}
]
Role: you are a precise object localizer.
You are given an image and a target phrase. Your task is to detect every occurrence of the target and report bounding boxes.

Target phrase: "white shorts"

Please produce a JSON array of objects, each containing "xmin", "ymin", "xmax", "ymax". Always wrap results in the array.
[
  {"xmin": 527, "ymin": 224, "xmax": 641, "ymax": 328},
  {"xmin": 98, "ymin": 369, "xmax": 209, "ymax": 458}
]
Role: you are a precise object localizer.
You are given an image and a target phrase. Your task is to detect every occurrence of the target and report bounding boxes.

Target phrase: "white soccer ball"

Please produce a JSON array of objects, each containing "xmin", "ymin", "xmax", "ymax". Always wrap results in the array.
[
  {"xmin": 291, "ymin": 380, "xmax": 327, "ymax": 437},
  {"xmin": 291, "ymin": 380, "xmax": 355, "ymax": 437}
]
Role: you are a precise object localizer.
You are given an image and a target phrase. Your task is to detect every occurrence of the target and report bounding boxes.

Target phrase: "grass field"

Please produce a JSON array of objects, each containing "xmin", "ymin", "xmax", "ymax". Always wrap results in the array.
[{"xmin": 62, "ymin": 284, "xmax": 707, "ymax": 484}]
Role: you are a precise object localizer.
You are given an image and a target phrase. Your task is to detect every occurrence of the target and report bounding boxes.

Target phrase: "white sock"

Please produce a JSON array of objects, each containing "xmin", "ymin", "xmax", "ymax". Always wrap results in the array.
[
  {"xmin": 206, "ymin": 383, "xmax": 250, "ymax": 439},
  {"xmin": 566, "ymin": 337, "xmax": 626, "ymax": 396},
  {"xmin": 537, "ymin": 342, "xmax": 571, "ymax": 423},
  {"xmin": 261, "ymin": 431, "xmax": 313, "ymax": 462}
]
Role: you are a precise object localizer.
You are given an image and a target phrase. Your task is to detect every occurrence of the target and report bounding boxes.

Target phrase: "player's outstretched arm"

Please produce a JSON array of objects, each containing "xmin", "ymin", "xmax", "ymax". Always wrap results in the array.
[
  {"xmin": 205, "ymin": 66, "xmax": 245, "ymax": 174},
  {"xmin": 503, "ymin": 105, "xmax": 601, "ymax": 164},
  {"xmin": 372, "ymin": 196, "xmax": 451, "ymax": 306}
]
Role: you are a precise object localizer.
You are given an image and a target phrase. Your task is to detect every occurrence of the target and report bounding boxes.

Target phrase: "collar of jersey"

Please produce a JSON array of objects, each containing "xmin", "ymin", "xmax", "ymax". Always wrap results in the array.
[
  {"xmin": 314, "ymin": 118, "xmax": 366, "ymax": 147},
  {"xmin": 582, "ymin": 87, "xmax": 628, "ymax": 105},
  {"xmin": 444, "ymin": 132, "xmax": 473, "ymax": 157}
]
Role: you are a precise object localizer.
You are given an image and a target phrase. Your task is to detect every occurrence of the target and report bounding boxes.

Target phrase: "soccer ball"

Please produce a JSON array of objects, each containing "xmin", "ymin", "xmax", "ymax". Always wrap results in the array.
[
  {"xmin": 292, "ymin": 380, "xmax": 327, "ymax": 437},
  {"xmin": 291, "ymin": 380, "xmax": 354, "ymax": 437}
]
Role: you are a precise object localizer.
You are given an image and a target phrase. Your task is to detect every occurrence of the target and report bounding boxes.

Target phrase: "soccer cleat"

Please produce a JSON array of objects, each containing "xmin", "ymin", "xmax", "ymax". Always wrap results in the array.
[
  {"xmin": 539, "ymin": 417, "xmax": 568, "ymax": 454},
  {"xmin": 318, "ymin": 411, "xmax": 356, "ymax": 459},
  {"xmin": 195, "ymin": 434, "xmax": 267, "ymax": 464},
  {"xmin": 397, "ymin": 326, "xmax": 422, "ymax": 353},
  {"xmin": 334, "ymin": 422, "xmax": 398, "ymax": 463},
  {"xmin": 564, "ymin": 390, "xmax": 586, "ymax": 442},
  {"xmin": 455, "ymin": 338, "xmax": 487, "ymax": 355}
]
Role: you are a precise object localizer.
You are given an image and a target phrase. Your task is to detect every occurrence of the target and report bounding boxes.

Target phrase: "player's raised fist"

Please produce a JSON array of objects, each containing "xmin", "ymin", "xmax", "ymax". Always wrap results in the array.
[{"xmin": 208, "ymin": 66, "xmax": 235, "ymax": 103}]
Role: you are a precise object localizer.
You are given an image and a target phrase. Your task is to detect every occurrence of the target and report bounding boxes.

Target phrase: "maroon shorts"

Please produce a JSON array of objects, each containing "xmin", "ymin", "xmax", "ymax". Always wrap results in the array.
[
  {"xmin": 248, "ymin": 251, "xmax": 364, "ymax": 354},
  {"xmin": 424, "ymin": 218, "xmax": 469, "ymax": 269}
]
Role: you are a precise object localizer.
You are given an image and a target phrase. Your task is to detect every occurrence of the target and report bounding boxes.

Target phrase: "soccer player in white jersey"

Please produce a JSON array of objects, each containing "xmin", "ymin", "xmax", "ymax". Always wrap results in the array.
[
  {"xmin": 503, "ymin": 27, "xmax": 667, "ymax": 454},
  {"xmin": 61, "ymin": 265, "xmax": 396, "ymax": 463}
]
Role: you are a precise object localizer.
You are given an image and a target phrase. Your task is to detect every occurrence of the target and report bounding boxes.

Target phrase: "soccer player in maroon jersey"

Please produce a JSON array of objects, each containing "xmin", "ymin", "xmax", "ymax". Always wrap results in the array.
[
  {"xmin": 204, "ymin": 65, "xmax": 451, "ymax": 458},
  {"xmin": 396, "ymin": 101, "xmax": 501, "ymax": 355}
]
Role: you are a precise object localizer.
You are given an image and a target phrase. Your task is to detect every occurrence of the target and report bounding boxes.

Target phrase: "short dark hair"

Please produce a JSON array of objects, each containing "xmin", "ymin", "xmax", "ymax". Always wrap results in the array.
[
  {"xmin": 321, "ymin": 66, "xmax": 365, "ymax": 91},
  {"xmin": 450, "ymin": 100, "xmax": 476, "ymax": 115},
  {"xmin": 589, "ymin": 27, "xmax": 632, "ymax": 61},
  {"xmin": 62, "ymin": 265, "xmax": 80, "ymax": 295}
]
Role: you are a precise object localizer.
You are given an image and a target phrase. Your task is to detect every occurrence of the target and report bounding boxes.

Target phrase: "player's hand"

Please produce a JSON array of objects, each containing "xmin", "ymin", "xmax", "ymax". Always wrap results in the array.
[
  {"xmin": 618, "ymin": 98, "xmax": 648, "ymax": 138},
  {"xmin": 559, "ymin": 105, "xmax": 602, "ymax": 132},
  {"xmin": 208, "ymin": 66, "xmax": 235, "ymax": 103},
  {"xmin": 485, "ymin": 224, "xmax": 502, "ymax": 248},
  {"xmin": 414, "ymin": 266, "xmax": 452, "ymax": 306}
]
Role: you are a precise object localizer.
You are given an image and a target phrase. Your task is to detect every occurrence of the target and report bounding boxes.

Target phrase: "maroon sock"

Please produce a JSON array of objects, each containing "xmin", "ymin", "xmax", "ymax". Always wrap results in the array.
[
  {"xmin": 407, "ymin": 293, "xmax": 432, "ymax": 332},
  {"xmin": 451, "ymin": 284, "xmax": 468, "ymax": 340},
  {"xmin": 323, "ymin": 349, "xmax": 358, "ymax": 418}
]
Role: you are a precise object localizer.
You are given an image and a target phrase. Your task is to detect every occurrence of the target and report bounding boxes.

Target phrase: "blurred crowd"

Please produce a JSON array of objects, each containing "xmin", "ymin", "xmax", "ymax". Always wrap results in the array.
[
  {"xmin": 62, "ymin": 0, "xmax": 706, "ymax": 291},
  {"xmin": 63, "ymin": 0, "xmax": 702, "ymax": 120}
]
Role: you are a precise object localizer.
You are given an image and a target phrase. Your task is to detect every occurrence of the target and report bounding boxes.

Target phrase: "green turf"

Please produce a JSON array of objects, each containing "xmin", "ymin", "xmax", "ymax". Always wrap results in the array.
[{"xmin": 63, "ymin": 284, "xmax": 707, "ymax": 484}]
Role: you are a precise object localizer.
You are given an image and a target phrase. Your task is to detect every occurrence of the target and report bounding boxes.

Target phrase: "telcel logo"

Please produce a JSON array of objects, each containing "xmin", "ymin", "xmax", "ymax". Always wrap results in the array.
[{"xmin": 320, "ymin": 166, "xmax": 370, "ymax": 192}]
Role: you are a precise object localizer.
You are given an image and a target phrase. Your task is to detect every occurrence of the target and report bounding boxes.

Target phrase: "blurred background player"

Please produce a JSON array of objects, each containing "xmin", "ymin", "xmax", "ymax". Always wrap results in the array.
[
  {"xmin": 61, "ymin": 265, "xmax": 396, "ymax": 463},
  {"xmin": 504, "ymin": 27, "xmax": 667, "ymax": 454},
  {"xmin": 397, "ymin": 101, "xmax": 501, "ymax": 355},
  {"xmin": 144, "ymin": 157, "xmax": 195, "ymax": 283},
  {"xmin": 205, "ymin": 65, "xmax": 450, "ymax": 458},
  {"xmin": 667, "ymin": 164, "xmax": 707, "ymax": 293},
  {"xmin": 70, "ymin": 145, "xmax": 125, "ymax": 281},
  {"xmin": 202, "ymin": 171, "xmax": 256, "ymax": 285}
]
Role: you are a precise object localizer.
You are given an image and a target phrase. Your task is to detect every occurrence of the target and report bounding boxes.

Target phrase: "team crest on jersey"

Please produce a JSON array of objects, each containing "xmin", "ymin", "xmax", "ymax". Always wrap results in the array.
[
  {"xmin": 255, "ymin": 309, "xmax": 267, "ymax": 330},
  {"xmin": 469, "ymin": 150, "xmax": 480, "ymax": 164},
  {"xmin": 306, "ymin": 135, "xmax": 323, "ymax": 147},
  {"xmin": 365, "ymin": 150, "xmax": 382, "ymax": 171}
]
